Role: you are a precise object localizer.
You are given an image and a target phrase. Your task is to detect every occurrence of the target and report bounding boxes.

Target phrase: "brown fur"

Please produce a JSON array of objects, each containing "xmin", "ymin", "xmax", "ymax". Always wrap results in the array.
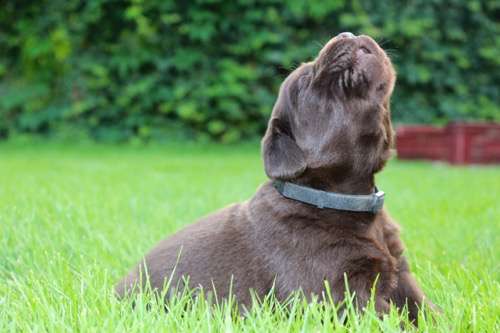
[{"xmin": 116, "ymin": 33, "xmax": 434, "ymax": 323}]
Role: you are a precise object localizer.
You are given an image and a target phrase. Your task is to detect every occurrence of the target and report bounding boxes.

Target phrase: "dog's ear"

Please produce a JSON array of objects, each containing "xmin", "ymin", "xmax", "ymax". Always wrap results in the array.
[{"xmin": 262, "ymin": 117, "xmax": 307, "ymax": 180}]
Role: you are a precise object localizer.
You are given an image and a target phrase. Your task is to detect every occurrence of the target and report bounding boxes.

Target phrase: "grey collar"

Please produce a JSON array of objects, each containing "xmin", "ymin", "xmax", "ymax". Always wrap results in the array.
[{"xmin": 273, "ymin": 180, "xmax": 385, "ymax": 213}]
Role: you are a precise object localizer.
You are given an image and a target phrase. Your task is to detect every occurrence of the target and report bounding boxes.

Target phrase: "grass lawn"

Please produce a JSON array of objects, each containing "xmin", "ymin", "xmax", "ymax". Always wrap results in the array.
[{"xmin": 1, "ymin": 143, "xmax": 499, "ymax": 332}]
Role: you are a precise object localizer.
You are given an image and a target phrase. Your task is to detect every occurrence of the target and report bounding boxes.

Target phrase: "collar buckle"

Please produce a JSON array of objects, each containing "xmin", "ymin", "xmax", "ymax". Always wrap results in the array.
[{"xmin": 371, "ymin": 189, "xmax": 385, "ymax": 213}]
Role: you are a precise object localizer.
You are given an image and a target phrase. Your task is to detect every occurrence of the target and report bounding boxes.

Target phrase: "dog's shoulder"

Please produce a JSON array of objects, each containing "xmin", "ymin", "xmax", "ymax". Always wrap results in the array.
[{"xmin": 375, "ymin": 208, "xmax": 404, "ymax": 258}]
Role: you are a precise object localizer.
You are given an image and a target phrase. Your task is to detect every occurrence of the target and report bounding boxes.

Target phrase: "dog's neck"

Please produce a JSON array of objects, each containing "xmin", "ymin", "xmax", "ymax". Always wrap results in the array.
[{"xmin": 292, "ymin": 170, "xmax": 376, "ymax": 195}]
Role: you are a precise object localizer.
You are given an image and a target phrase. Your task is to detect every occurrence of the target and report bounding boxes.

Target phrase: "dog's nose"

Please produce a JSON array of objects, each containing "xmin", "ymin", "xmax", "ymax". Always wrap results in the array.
[{"xmin": 337, "ymin": 32, "xmax": 356, "ymax": 39}]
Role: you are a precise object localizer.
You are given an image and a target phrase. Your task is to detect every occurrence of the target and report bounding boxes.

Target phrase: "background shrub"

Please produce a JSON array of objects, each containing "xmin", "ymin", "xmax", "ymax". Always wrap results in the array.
[{"xmin": 1, "ymin": 0, "xmax": 498, "ymax": 142}]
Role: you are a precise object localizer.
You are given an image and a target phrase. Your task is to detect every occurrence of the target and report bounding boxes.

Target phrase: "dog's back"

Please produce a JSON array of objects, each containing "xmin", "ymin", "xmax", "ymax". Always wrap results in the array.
[{"xmin": 115, "ymin": 202, "xmax": 270, "ymax": 305}]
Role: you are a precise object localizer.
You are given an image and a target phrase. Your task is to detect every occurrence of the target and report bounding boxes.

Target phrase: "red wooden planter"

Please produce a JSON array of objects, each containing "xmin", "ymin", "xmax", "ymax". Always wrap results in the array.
[{"xmin": 396, "ymin": 122, "xmax": 500, "ymax": 165}]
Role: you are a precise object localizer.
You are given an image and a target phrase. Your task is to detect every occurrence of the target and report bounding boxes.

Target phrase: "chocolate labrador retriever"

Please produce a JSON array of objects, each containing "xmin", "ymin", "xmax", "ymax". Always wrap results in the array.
[{"xmin": 116, "ymin": 32, "xmax": 434, "ymax": 322}]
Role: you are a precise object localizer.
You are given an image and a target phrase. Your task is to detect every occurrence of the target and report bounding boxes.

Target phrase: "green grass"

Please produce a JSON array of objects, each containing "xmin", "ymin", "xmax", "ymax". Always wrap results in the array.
[{"xmin": 1, "ymin": 143, "xmax": 499, "ymax": 332}]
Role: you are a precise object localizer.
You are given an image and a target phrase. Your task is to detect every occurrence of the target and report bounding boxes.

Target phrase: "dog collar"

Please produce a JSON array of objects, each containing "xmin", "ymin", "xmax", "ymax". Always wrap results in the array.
[{"xmin": 272, "ymin": 180, "xmax": 385, "ymax": 213}]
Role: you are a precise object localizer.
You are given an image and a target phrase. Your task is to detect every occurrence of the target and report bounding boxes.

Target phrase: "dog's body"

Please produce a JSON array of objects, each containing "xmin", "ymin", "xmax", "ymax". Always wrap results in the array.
[
  {"xmin": 116, "ymin": 183, "xmax": 426, "ymax": 320},
  {"xmin": 116, "ymin": 33, "xmax": 433, "ymax": 322}
]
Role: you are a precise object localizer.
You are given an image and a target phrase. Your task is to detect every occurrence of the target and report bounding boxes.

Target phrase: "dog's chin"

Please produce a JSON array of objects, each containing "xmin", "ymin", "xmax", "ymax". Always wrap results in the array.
[
  {"xmin": 339, "ymin": 59, "xmax": 391, "ymax": 98},
  {"xmin": 336, "ymin": 66, "xmax": 371, "ymax": 97},
  {"xmin": 316, "ymin": 53, "xmax": 391, "ymax": 98}
]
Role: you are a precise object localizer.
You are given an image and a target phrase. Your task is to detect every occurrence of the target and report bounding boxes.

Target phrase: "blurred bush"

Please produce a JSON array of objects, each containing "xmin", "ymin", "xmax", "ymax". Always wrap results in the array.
[{"xmin": 0, "ymin": 0, "xmax": 498, "ymax": 142}]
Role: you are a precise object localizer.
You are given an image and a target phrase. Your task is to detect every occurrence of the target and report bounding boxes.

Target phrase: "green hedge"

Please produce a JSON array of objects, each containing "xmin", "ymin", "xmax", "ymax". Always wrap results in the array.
[{"xmin": 1, "ymin": 0, "xmax": 499, "ymax": 142}]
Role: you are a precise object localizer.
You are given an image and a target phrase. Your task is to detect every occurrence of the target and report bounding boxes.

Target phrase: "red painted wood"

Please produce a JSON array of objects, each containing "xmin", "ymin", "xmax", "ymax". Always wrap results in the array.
[{"xmin": 396, "ymin": 122, "xmax": 500, "ymax": 164}]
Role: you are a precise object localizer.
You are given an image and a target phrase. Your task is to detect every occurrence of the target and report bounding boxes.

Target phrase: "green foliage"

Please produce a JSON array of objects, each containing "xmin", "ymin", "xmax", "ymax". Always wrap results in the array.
[{"xmin": 1, "ymin": 0, "xmax": 499, "ymax": 142}]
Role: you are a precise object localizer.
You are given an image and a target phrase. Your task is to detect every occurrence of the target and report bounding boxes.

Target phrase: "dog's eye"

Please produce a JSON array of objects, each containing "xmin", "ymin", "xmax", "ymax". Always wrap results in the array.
[
  {"xmin": 298, "ymin": 74, "xmax": 310, "ymax": 90},
  {"xmin": 377, "ymin": 83, "xmax": 387, "ymax": 92},
  {"xmin": 359, "ymin": 46, "xmax": 371, "ymax": 54}
]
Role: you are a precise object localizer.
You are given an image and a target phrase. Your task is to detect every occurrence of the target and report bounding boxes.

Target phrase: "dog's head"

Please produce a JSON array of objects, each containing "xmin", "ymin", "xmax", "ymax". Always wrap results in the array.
[{"xmin": 262, "ymin": 33, "xmax": 395, "ymax": 186}]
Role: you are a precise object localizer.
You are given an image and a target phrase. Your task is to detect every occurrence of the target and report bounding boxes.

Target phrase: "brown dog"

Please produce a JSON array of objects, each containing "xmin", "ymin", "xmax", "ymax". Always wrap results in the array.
[{"xmin": 116, "ymin": 32, "xmax": 433, "ymax": 322}]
